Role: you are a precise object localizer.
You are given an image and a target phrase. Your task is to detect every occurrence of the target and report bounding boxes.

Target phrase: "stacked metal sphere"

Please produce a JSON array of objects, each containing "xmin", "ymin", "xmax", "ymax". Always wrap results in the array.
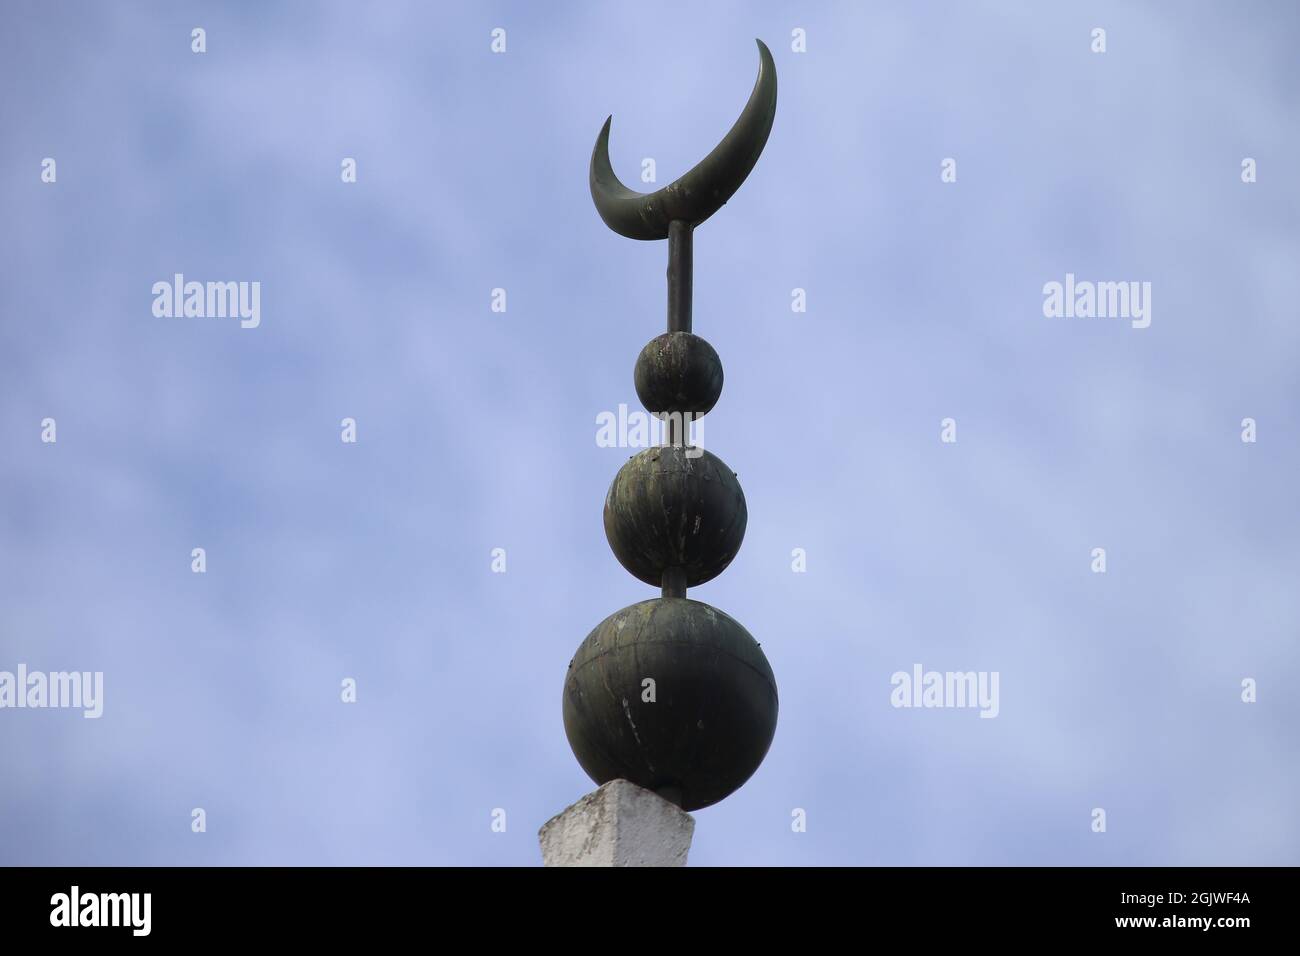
[{"xmin": 562, "ymin": 329, "xmax": 778, "ymax": 812}]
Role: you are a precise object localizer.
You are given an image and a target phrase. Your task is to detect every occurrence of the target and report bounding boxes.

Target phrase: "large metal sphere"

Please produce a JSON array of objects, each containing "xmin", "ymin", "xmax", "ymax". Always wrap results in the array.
[
  {"xmin": 634, "ymin": 332, "xmax": 724, "ymax": 418},
  {"xmin": 603, "ymin": 445, "xmax": 746, "ymax": 588},
  {"xmin": 563, "ymin": 598, "xmax": 778, "ymax": 811}
]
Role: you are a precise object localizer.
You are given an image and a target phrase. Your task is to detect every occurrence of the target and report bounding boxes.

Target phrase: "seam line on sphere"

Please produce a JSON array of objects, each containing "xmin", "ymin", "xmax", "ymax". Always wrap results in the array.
[{"xmin": 569, "ymin": 644, "xmax": 776, "ymax": 685}]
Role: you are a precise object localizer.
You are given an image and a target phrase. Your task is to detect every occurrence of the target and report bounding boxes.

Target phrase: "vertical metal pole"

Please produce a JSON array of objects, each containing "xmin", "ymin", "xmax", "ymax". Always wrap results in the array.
[
  {"xmin": 667, "ymin": 219, "xmax": 693, "ymax": 334},
  {"xmin": 661, "ymin": 565, "xmax": 687, "ymax": 599},
  {"xmin": 661, "ymin": 213, "xmax": 690, "ymax": 589},
  {"xmin": 666, "ymin": 219, "xmax": 693, "ymax": 447}
]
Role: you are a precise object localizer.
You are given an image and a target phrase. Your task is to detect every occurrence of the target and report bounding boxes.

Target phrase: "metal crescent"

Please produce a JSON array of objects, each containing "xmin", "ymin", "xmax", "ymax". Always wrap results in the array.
[{"xmin": 589, "ymin": 39, "xmax": 778, "ymax": 241}]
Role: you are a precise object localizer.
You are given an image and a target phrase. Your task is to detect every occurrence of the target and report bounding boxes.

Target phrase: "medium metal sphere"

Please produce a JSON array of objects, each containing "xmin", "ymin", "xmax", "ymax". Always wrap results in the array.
[
  {"xmin": 563, "ymin": 598, "xmax": 778, "ymax": 811},
  {"xmin": 603, "ymin": 445, "xmax": 746, "ymax": 588},
  {"xmin": 634, "ymin": 332, "xmax": 724, "ymax": 417}
]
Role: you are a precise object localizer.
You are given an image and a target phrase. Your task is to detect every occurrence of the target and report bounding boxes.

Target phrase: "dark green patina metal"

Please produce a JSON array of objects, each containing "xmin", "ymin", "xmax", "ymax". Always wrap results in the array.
[
  {"xmin": 564, "ymin": 40, "xmax": 779, "ymax": 812},
  {"xmin": 603, "ymin": 446, "xmax": 746, "ymax": 589},
  {"xmin": 589, "ymin": 39, "xmax": 778, "ymax": 241},
  {"xmin": 634, "ymin": 332, "xmax": 724, "ymax": 420},
  {"xmin": 564, "ymin": 600, "xmax": 778, "ymax": 813}
]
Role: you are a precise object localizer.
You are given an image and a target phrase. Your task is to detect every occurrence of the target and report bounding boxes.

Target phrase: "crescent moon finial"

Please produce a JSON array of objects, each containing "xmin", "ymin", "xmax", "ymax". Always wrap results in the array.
[{"xmin": 590, "ymin": 39, "xmax": 778, "ymax": 241}]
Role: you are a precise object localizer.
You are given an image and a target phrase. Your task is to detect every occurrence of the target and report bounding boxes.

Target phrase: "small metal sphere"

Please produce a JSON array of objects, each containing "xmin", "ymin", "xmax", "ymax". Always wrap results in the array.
[
  {"xmin": 563, "ymin": 598, "xmax": 778, "ymax": 811},
  {"xmin": 604, "ymin": 445, "xmax": 746, "ymax": 588},
  {"xmin": 634, "ymin": 332, "xmax": 724, "ymax": 417}
]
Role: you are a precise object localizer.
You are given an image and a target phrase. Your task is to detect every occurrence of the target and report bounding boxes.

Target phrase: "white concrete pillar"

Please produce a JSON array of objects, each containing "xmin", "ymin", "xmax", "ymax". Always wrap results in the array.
[{"xmin": 538, "ymin": 779, "xmax": 695, "ymax": 867}]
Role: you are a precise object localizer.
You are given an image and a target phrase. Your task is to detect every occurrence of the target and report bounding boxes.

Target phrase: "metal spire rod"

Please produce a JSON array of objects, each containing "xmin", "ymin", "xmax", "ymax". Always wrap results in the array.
[{"xmin": 667, "ymin": 220, "xmax": 693, "ymax": 335}]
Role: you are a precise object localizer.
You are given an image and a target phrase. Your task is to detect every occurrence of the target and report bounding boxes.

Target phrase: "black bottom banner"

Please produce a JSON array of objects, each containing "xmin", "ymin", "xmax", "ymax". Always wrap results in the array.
[{"xmin": 0, "ymin": 866, "xmax": 1277, "ymax": 941}]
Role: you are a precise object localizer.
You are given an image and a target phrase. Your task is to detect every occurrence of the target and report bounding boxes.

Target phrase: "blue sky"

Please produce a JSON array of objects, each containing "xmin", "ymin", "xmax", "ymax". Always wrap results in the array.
[{"xmin": 2, "ymin": 0, "xmax": 1297, "ymax": 865}]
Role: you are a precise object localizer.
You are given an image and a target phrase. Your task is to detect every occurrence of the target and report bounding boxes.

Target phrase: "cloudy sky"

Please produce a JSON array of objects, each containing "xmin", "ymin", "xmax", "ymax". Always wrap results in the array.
[{"xmin": 2, "ymin": 1, "xmax": 1297, "ymax": 865}]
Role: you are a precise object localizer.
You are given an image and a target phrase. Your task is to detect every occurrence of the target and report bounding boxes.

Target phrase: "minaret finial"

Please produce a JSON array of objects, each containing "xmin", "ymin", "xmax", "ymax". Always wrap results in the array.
[{"xmin": 561, "ymin": 40, "xmax": 780, "ymax": 813}]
